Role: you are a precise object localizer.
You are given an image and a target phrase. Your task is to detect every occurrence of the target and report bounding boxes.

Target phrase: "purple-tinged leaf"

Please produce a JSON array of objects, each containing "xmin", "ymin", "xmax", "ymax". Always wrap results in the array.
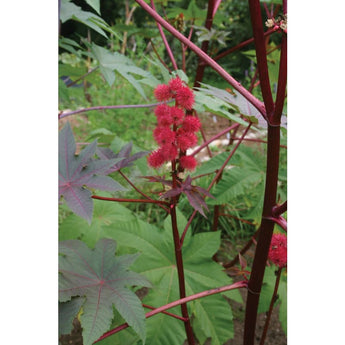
[
  {"xmin": 59, "ymin": 123, "xmax": 127, "ymax": 224},
  {"xmin": 180, "ymin": 175, "xmax": 214, "ymax": 217},
  {"xmin": 61, "ymin": 186, "xmax": 93, "ymax": 224},
  {"xmin": 160, "ymin": 187, "xmax": 183, "ymax": 199},
  {"xmin": 194, "ymin": 185, "xmax": 215, "ymax": 199},
  {"xmin": 96, "ymin": 142, "xmax": 149, "ymax": 173},
  {"xmin": 185, "ymin": 190, "xmax": 208, "ymax": 217},
  {"xmin": 59, "ymin": 238, "xmax": 151, "ymax": 345},
  {"xmin": 141, "ymin": 175, "xmax": 173, "ymax": 187}
]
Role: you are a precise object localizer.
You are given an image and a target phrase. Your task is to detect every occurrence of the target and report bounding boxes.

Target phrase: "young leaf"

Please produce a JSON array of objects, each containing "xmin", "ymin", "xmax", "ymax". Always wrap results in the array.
[
  {"xmin": 59, "ymin": 238, "xmax": 151, "ymax": 345},
  {"xmin": 96, "ymin": 142, "xmax": 149, "ymax": 173},
  {"xmin": 59, "ymin": 122, "xmax": 126, "ymax": 223},
  {"xmin": 160, "ymin": 175, "xmax": 214, "ymax": 217}
]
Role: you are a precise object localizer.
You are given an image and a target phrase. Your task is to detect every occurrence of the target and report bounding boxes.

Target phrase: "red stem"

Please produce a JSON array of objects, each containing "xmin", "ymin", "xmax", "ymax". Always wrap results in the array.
[
  {"xmin": 91, "ymin": 195, "xmax": 169, "ymax": 205},
  {"xmin": 271, "ymin": 34, "xmax": 287, "ymax": 125},
  {"xmin": 58, "ymin": 101, "xmax": 170, "ymax": 119},
  {"xmin": 213, "ymin": 28, "xmax": 275, "ymax": 63},
  {"xmin": 223, "ymin": 231, "xmax": 259, "ymax": 269},
  {"xmin": 247, "ymin": 0, "xmax": 274, "ymax": 119},
  {"xmin": 149, "ymin": 0, "xmax": 178, "ymax": 70},
  {"xmin": 259, "ymin": 267, "xmax": 283, "ymax": 345},
  {"xmin": 243, "ymin": 1, "xmax": 287, "ymax": 342},
  {"xmin": 230, "ymin": 136, "xmax": 287, "ymax": 149},
  {"xmin": 93, "ymin": 281, "xmax": 248, "ymax": 343},
  {"xmin": 193, "ymin": 0, "xmax": 218, "ymax": 88},
  {"xmin": 135, "ymin": 0, "xmax": 266, "ymax": 117},
  {"xmin": 272, "ymin": 200, "xmax": 287, "ymax": 217},
  {"xmin": 243, "ymin": 125, "xmax": 281, "ymax": 345},
  {"xmin": 180, "ymin": 124, "xmax": 251, "ymax": 247},
  {"xmin": 119, "ymin": 170, "xmax": 170, "ymax": 212},
  {"xmin": 170, "ymin": 203, "xmax": 195, "ymax": 344},
  {"xmin": 264, "ymin": 215, "xmax": 287, "ymax": 232},
  {"xmin": 142, "ymin": 304, "xmax": 188, "ymax": 322},
  {"xmin": 208, "ymin": 124, "xmax": 252, "ymax": 191},
  {"xmin": 191, "ymin": 123, "xmax": 240, "ymax": 157}
]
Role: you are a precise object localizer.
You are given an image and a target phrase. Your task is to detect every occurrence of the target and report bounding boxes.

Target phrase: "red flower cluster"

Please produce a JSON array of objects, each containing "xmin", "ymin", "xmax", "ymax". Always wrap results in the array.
[
  {"xmin": 148, "ymin": 77, "xmax": 200, "ymax": 171},
  {"xmin": 268, "ymin": 233, "xmax": 287, "ymax": 268}
]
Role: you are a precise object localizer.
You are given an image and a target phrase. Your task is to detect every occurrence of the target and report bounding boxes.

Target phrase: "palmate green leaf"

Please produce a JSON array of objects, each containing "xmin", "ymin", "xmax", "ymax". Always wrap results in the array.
[
  {"xmin": 110, "ymin": 208, "xmax": 242, "ymax": 345},
  {"xmin": 91, "ymin": 43, "xmax": 160, "ymax": 97},
  {"xmin": 59, "ymin": 239, "xmax": 151, "ymax": 345},
  {"xmin": 59, "ymin": 204, "xmax": 242, "ymax": 343},
  {"xmin": 59, "ymin": 199, "xmax": 136, "ymax": 246}
]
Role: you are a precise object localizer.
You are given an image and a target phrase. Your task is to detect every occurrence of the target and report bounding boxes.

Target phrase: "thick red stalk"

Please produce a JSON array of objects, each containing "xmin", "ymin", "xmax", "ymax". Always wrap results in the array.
[
  {"xmin": 170, "ymin": 204, "xmax": 195, "ymax": 344},
  {"xmin": 243, "ymin": 1, "xmax": 287, "ymax": 343},
  {"xmin": 247, "ymin": 0, "xmax": 274, "ymax": 118},
  {"xmin": 135, "ymin": 0, "xmax": 266, "ymax": 117},
  {"xmin": 243, "ymin": 125, "xmax": 281, "ymax": 345},
  {"xmin": 93, "ymin": 281, "xmax": 248, "ymax": 343}
]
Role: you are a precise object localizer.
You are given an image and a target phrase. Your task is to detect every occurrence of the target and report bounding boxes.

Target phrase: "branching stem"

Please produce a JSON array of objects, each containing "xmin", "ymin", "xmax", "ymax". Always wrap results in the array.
[
  {"xmin": 91, "ymin": 195, "xmax": 169, "ymax": 206},
  {"xmin": 135, "ymin": 0, "xmax": 266, "ymax": 117},
  {"xmin": 93, "ymin": 281, "xmax": 248, "ymax": 343},
  {"xmin": 58, "ymin": 101, "xmax": 170, "ymax": 119}
]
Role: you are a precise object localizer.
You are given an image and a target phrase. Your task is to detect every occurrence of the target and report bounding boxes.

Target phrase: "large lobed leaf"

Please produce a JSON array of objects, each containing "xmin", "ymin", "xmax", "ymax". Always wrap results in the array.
[
  {"xmin": 59, "ymin": 205, "xmax": 242, "ymax": 344},
  {"xmin": 59, "ymin": 122, "xmax": 126, "ymax": 224},
  {"xmin": 59, "ymin": 238, "xmax": 151, "ymax": 345},
  {"xmin": 91, "ymin": 43, "xmax": 160, "ymax": 97}
]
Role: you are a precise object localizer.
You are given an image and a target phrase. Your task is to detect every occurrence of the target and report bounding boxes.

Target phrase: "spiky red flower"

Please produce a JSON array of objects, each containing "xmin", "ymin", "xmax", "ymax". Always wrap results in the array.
[
  {"xmin": 179, "ymin": 155, "xmax": 197, "ymax": 171},
  {"xmin": 182, "ymin": 116, "xmax": 201, "ymax": 132},
  {"xmin": 268, "ymin": 233, "xmax": 287, "ymax": 268},
  {"xmin": 154, "ymin": 84, "xmax": 172, "ymax": 101},
  {"xmin": 153, "ymin": 127, "xmax": 176, "ymax": 146},
  {"xmin": 176, "ymin": 129, "xmax": 198, "ymax": 151},
  {"xmin": 170, "ymin": 106, "xmax": 185, "ymax": 125},
  {"xmin": 168, "ymin": 77, "xmax": 184, "ymax": 92},
  {"xmin": 147, "ymin": 149, "xmax": 166, "ymax": 168},
  {"xmin": 175, "ymin": 86, "xmax": 195, "ymax": 110},
  {"xmin": 160, "ymin": 143, "xmax": 178, "ymax": 161}
]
